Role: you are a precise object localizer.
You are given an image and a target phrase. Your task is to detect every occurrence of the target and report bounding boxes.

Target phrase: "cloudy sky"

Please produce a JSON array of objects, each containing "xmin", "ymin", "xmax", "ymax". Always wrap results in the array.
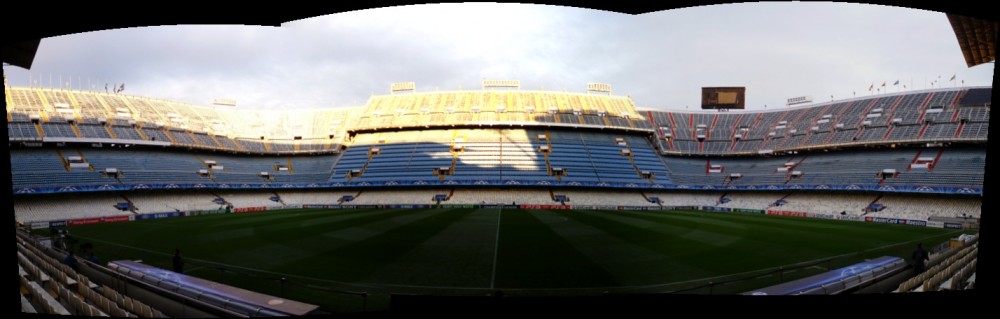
[{"xmin": 2, "ymin": 2, "xmax": 993, "ymax": 111}]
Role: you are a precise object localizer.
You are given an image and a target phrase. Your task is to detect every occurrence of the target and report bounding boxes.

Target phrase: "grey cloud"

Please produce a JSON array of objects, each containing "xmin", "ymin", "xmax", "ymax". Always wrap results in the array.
[{"xmin": 3, "ymin": 3, "xmax": 992, "ymax": 111}]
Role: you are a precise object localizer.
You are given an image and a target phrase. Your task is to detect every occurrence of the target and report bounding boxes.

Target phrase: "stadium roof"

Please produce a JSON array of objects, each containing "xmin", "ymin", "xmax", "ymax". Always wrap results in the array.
[
  {"xmin": 1, "ymin": 39, "xmax": 40, "ymax": 69},
  {"xmin": 947, "ymin": 14, "xmax": 998, "ymax": 67}
]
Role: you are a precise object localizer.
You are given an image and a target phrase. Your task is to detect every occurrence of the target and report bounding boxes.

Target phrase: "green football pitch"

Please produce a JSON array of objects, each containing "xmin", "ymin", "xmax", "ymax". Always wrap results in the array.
[{"xmin": 63, "ymin": 208, "xmax": 960, "ymax": 312}]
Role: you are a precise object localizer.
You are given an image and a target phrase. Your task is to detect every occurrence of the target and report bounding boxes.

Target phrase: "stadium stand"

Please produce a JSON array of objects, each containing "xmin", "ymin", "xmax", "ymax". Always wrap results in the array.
[
  {"xmin": 8, "ymin": 85, "xmax": 986, "ymax": 224},
  {"xmin": 870, "ymin": 194, "xmax": 981, "ymax": 220},
  {"xmin": 717, "ymin": 192, "xmax": 783, "ymax": 210},
  {"xmin": 16, "ymin": 232, "xmax": 168, "ymax": 317},
  {"xmin": 896, "ymin": 235, "xmax": 978, "ymax": 292},
  {"xmin": 349, "ymin": 190, "xmax": 446, "ymax": 205},
  {"xmin": 560, "ymin": 190, "xmax": 658, "ymax": 206},
  {"xmin": 645, "ymin": 192, "xmax": 722, "ymax": 207},
  {"xmin": 448, "ymin": 189, "xmax": 552, "ymax": 205},
  {"xmin": 777, "ymin": 193, "xmax": 874, "ymax": 216},
  {"xmin": 14, "ymin": 193, "xmax": 131, "ymax": 223}
]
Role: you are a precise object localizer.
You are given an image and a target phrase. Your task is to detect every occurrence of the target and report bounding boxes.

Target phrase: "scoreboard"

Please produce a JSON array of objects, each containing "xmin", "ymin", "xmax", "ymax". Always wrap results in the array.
[{"xmin": 701, "ymin": 87, "xmax": 746, "ymax": 110}]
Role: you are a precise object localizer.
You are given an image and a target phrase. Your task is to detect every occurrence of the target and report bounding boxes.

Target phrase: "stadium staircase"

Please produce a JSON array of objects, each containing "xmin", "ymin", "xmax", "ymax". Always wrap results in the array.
[
  {"xmin": 826, "ymin": 100, "xmax": 858, "ymax": 145},
  {"xmin": 639, "ymin": 191, "xmax": 662, "ymax": 207},
  {"xmin": 879, "ymin": 95, "xmax": 908, "ymax": 140},
  {"xmin": 782, "ymin": 155, "xmax": 808, "ymax": 184},
  {"xmin": 917, "ymin": 122, "xmax": 930, "ymax": 139},
  {"xmin": 762, "ymin": 109, "xmax": 792, "ymax": 151},
  {"xmin": 36, "ymin": 90, "xmax": 52, "ymax": 121},
  {"xmin": 726, "ymin": 113, "xmax": 743, "ymax": 152},
  {"xmin": 646, "ymin": 111, "xmax": 669, "ymax": 152},
  {"xmin": 717, "ymin": 192, "xmax": 728, "ymax": 205},
  {"xmin": 348, "ymin": 143, "xmax": 381, "ymax": 182},
  {"xmin": 271, "ymin": 191, "xmax": 287, "ymax": 205},
  {"xmin": 704, "ymin": 159, "xmax": 722, "ymax": 175},
  {"xmin": 103, "ymin": 124, "xmax": 117, "ymax": 139},
  {"xmin": 768, "ymin": 193, "xmax": 793, "ymax": 208},
  {"xmin": 74, "ymin": 150, "xmax": 93, "ymax": 171},
  {"xmin": 914, "ymin": 92, "xmax": 936, "ymax": 125},
  {"xmin": 929, "ymin": 149, "xmax": 944, "ymax": 172},
  {"xmin": 443, "ymin": 131, "xmax": 462, "ymax": 181},
  {"xmin": 327, "ymin": 150, "xmax": 347, "ymax": 180},
  {"xmin": 882, "ymin": 125, "xmax": 895, "ymax": 140},
  {"xmin": 618, "ymin": 136, "xmax": 654, "ymax": 183},
  {"xmin": 70, "ymin": 123, "xmax": 83, "ymax": 138},
  {"xmin": 541, "ymin": 130, "xmax": 555, "ymax": 178},
  {"xmin": 34, "ymin": 122, "xmax": 47, "ymax": 139},
  {"xmin": 906, "ymin": 150, "xmax": 923, "ymax": 172},
  {"xmin": 119, "ymin": 194, "xmax": 138, "ymax": 214},
  {"xmin": 208, "ymin": 191, "xmax": 230, "ymax": 207},
  {"xmin": 284, "ymin": 157, "xmax": 294, "ymax": 174},
  {"xmin": 206, "ymin": 135, "xmax": 223, "ymax": 149},
  {"xmin": 133, "ymin": 124, "xmax": 150, "ymax": 141},
  {"xmin": 187, "ymin": 131, "xmax": 206, "ymax": 148},
  {"xmin": 854, "ymin": 97, "xmax": 881, "ymax": 133},
  {"xmin": 55, "ymin": 149, "xmax": 71, "ymax": 172},
  {"xmin": 666, "ymin": 113, "xmax": 677, "ymax": 151},
  {"xmin": 852, "ymin": 126, "xmax": 866, "ymax": 142},
  {"xmin": 885, "ymin": 95, "xmax": 906, "ymax": 118},
  {"xmin": 194, "ymin": 155, "xmax": 217, "ymax": 181},
  {"xmin": 863, "ymin": 195, "xmax": 884, "ymax": 215},
  {"xmin": 65, "ymin": 92, "xmax": 81, "ymax": 121},
  {"xmin": 953, "ymin": 120, "xmax": 966, "ymax": 138},
  {"xmin": 159, "ymin": 128, "xmax": 178, "ymax": 144}
]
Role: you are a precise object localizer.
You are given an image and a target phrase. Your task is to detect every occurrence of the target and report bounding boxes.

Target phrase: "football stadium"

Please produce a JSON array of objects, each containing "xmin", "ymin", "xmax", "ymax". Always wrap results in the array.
[{"xmin": 10, "ymin": 4, "xmax": 988, "ymax": 316}]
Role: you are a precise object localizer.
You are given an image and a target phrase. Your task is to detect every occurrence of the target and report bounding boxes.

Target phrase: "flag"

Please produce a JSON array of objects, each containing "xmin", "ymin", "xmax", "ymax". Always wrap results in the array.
[
  {"xmin": 950, "ymin": 74, "xmax": 956, "ymax": 81},
  {"xmin": 119, "ymin": 83, "xmax": 125, "ymax": 93},
  {"xmin": 893, "ymin": 80, "xmax": 899, "ymax": 86},
  {"xmin": 868, "ymin": 83, "xmax": 874, "ymax": 91},
  {"xmin": 881, "ymin": 81, "xmax": 887, "ymax": 87}
]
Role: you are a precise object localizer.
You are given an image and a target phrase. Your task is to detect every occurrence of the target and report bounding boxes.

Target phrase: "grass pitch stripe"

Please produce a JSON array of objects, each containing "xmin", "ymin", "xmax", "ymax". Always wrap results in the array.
[{"xmin": 490, "ymin": 206, "xmax": 502, "ymax": 289}]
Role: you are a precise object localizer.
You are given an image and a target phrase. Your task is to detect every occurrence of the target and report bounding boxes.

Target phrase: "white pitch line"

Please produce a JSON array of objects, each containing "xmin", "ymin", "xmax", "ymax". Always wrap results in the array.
[{"xmin": 490, "ymin": 206, "xmax": 503, "ymax": 289}]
